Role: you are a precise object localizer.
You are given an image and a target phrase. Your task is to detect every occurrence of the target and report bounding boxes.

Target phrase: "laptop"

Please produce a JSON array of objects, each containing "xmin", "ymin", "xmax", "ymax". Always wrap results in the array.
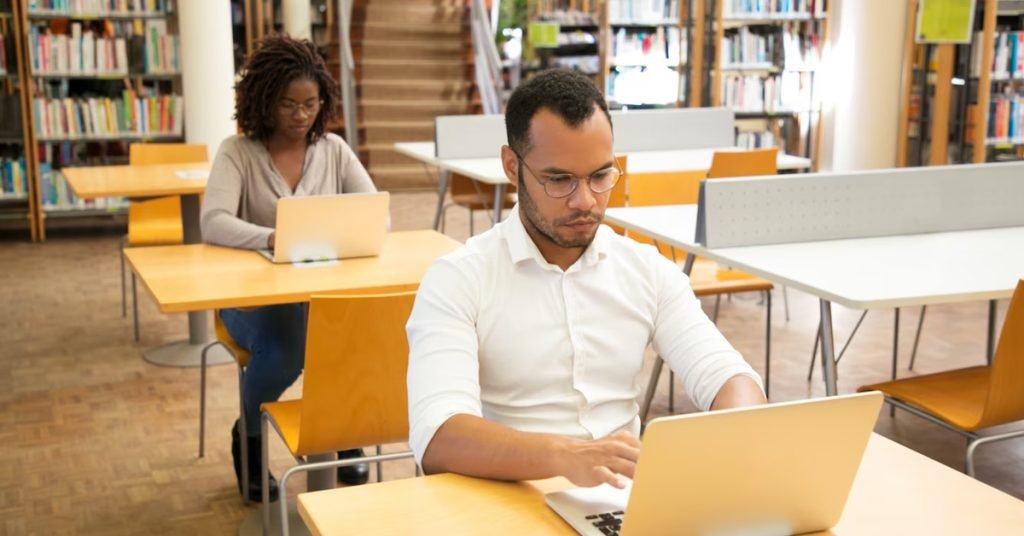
[
  {"xmin": 545, "ymin": 391, "xmax": 883, "ymax": 536},
  {"xmin": 258, "ymin": 192, "xmax": 389, "ymax": 264}
]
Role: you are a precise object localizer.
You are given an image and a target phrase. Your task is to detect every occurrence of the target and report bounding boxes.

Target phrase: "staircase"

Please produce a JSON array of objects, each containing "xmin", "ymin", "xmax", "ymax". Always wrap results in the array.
[{"xmin": 330, "ymin": 0, "xmax": 474, "ymax": 191}]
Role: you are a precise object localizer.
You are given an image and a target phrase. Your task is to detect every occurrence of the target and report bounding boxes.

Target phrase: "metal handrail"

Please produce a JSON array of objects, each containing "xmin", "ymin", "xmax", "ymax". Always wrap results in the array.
[
  {"xmin": 337, "ymin": 0, "xmax": 359, "ymax": 149},
  {"xmin": 470, "ymin": 0, "xmax": 504, "ymax": 114}
]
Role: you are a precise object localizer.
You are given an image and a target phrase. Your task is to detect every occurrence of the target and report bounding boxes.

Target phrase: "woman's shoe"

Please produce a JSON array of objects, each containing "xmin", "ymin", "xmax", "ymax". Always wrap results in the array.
[{"xmin": 336, "ymin": 448, "xmax": 370, "ymax": 485}]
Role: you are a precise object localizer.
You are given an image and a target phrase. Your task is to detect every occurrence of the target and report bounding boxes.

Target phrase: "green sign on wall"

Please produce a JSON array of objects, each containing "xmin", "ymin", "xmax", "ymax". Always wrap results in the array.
[
  {"xmin": 528, "ymin": 22, "xmax": 560, "ymax": 49},
  {"xmin": 916, "ymin": 0, "xmax": 977, "ymax": 44}
]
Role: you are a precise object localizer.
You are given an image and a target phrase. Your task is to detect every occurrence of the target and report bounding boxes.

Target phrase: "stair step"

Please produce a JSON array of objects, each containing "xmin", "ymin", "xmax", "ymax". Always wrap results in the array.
[
  {"xmin": 361, "ymin": 4, "xmax": 465, "ymax": 25},
  {"xmin": 363, "ymin": 120, "xmax": 435, "ymax": 144},
  {"xmin": 360, "ymin": 79, "xmax": 471, "ymax": 101},
  {"xmin": 366, "ymin": 143, "xmax": 437, "ymax": 167},
  {"xmin": 361, "ymin": 59, "xmax": 468, "ymax": 80},
  {"xmin": 360, "ymin": 39, "xmax": 465, "ymax": 60},
  {"xmin": 362, "ymin": 99, "xmax": 469, "ymax": 121},
  {"xmin": 358, "ymin": 21, "xmax": 464, "ymax": 41},
  {"xmin": 370, "ymin": 164, "xmax": 439, "ymax": 191}
]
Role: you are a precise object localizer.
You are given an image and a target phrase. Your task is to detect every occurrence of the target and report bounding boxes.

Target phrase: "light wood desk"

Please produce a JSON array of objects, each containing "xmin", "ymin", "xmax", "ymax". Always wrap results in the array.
[
  {"xmin": 123, "ymin": 230, "xmax": 461, "ymax": 313},
  {"xmin": 297, "ymin": 434, "xmax": 1024, "ymax": 535},
  {"xmin": 394, "ymin": 141, "xmax": 812, "ymax": 229},
  {"xmin": 63, "ymin": 162, "xmax": 216, "ymax": 367}
]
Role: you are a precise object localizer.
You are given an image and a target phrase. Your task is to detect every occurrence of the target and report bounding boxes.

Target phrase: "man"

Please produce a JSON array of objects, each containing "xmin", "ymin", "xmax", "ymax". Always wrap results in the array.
[{"xmin": 407, "ymin": 69, "xmax": 766, "ymax": 489}]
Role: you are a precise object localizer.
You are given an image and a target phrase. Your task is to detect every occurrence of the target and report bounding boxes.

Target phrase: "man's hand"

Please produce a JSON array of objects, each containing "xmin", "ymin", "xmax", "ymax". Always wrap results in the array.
[{"xmin": 555, "ymin": 432, "xmax": 641, "ymax": 488}]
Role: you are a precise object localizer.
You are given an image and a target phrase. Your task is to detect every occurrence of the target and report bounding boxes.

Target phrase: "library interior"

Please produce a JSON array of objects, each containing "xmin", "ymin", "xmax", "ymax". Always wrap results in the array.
[{"xmin": 2, "ymin": 0, "xmax": 1024, "ymax": 534}]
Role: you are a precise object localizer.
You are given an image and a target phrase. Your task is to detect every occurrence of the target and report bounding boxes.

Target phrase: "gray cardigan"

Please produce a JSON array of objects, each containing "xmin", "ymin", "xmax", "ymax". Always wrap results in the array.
[{"xmin": 200, "ymin": 133, "xmax": 377, "ymax": 249}]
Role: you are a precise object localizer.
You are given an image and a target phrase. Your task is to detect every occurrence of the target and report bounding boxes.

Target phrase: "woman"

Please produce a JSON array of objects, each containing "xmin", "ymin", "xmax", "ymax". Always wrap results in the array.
[{"xmin": 201, "ymin": 34, "xmax": 374, "ymax": 502}]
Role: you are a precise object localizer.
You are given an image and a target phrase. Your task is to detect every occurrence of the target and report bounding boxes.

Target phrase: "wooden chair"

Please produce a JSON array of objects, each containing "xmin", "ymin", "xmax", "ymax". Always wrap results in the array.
[
  {"xmin": 198, "ymin": 313, "xmax": 254, "ymax": 501},
  {"xmin": 859, "ymin": 279, "xmax": 1024, "ymax": 477},
  {"xmin": 261, "ymin": 292, "xmax": 419, "ymax": 535},
  {"xmin": 122, "ymin": 143, "xmax": 208, "ymax": 341},
  {"xmin": 707, "ymin": 147, "xmax": 779, "ymax": 178},
  {"xmin": 622, "ymin": 167, "xmax": 775, "ymax": 421},
  {"xmin": 439, "ymin": 172, "xmax": 517, "ymax": 236}
]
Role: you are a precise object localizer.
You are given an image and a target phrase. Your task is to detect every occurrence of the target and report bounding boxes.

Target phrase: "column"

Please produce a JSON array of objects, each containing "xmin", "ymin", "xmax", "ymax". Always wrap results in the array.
[
  {"xmin": 179, "ymin": 0, "xmax": 238, "ymax": 161},
  {"xmin": 282, "ymin": 0, "xmax": 313, "ymax": 40},
  {"xmin": 818, "ymin": 0, "xmax": 909, "ymax": 171}
]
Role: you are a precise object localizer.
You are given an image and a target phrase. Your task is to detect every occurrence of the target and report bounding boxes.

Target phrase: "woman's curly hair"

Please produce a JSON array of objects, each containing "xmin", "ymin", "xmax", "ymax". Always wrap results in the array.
[{"xmin": 234, "ymin": 34, "xmax": 339, "ymax": 143}]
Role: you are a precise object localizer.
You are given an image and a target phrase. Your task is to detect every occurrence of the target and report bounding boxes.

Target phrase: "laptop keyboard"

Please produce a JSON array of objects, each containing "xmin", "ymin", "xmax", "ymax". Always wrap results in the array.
[{"xmin": 585, "ymin": 510, "xmax": 625, "ymax": 536}]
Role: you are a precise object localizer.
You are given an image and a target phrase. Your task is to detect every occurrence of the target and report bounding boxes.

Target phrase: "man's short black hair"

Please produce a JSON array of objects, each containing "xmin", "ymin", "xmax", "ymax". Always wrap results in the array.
[{"xmin": 505, "ymin": 69, "xmax": 612, "ymax": 155}]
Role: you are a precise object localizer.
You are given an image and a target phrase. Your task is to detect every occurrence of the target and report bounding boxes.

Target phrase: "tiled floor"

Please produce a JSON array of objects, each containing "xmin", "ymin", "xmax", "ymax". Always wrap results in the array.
[{"xmin": 1, "ymin": 191, "xmax": 1021, "ymax": 535}]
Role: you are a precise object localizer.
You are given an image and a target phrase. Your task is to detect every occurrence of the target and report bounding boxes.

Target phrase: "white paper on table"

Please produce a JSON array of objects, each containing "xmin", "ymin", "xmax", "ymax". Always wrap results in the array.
[{"xmin": 175, "ymin": 170, "xmax": 210, "ymax": 180}]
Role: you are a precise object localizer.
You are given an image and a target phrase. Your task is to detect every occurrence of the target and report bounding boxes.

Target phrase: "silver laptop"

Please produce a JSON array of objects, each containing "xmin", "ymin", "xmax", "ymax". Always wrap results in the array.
[
  {"xmin": 545, "ymin": 392, "xmax": 883, "ymax": 536},
  {"xmin": 258, "ymin": 192, "xmax": 389, "ymax": 264}
]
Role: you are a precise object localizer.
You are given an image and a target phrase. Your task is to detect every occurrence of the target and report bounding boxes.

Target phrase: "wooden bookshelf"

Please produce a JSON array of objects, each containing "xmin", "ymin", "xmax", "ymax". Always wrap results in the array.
[
  {"xmin": 0, "ymin": 0, "xmax": 35, "ymax": 239},
  {"xmin": 602, "ymin": 0, "xmax": 688, "ymax": 108},
  {"xmin": 17, "ymin": 0, "xmax": 186, "ymax": 240},
  {"xmin": 896, "ymin": 0, "xmax": 1024, "ymax": 166},
  {"xmin": 706, "ymin": 0, "xmax": 830, "ymax": 165}
]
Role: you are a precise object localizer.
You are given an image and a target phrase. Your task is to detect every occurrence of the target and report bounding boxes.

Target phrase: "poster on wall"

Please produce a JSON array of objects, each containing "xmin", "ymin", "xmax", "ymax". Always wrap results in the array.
[{"xmin": 915, "ymin": 0, "xmax": 977, "ymax": 44}]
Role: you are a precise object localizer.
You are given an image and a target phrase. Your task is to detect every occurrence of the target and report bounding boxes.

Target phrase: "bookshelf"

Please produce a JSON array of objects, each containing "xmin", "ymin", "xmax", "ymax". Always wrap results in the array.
[
  {"xmin": 604, "ymin": 0, "xmax": 688, "ymax": 107},
  {"xmin": 524, "ymin": 2, "xmax": 604, "ymax": 90},
  {"xmin": 18, "ymin": 0, "xmax": 185, "ymax": 240},
  {"xmin": 0, "ymin": 0, "xmax": 33, "ymax": 238},
  {"xmin": 707, "ymin": 0, "xmax": 829, "ymax": 164},
  {"xmin": 897, "ymin": 0, "xmax": 1022, "ymax": 166}
]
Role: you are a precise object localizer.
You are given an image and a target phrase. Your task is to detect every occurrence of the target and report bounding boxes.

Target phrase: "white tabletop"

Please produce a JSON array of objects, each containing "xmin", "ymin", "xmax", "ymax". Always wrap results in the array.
[
  {"xmin": 604, "ymin": 204, "xmax": 1024, "ymax": 310},
  {"xmin": 395, "ymin": 142, "xmax": 812, "ymax": 184}
]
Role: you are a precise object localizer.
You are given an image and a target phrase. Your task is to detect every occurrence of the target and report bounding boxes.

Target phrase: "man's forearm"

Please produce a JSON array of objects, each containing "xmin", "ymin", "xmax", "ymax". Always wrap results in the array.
[
  {"xmin": 710, "ymin": 375, "xmax": 767, "ymax": 411},
  {"xmin": 421, "ymin": 414, "xmax": 569, "ymax": 480}
]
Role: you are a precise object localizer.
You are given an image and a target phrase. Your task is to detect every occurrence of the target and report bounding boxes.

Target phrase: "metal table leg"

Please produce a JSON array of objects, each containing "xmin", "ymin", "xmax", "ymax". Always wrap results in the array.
[
  {"xmin": 141, "ymin": 193, "xmax": 231, "ymax": 367},
  {"xmin": 491, "ymin": 183, "xmax": 506, "ymax": 225},
  {"xmin": 987, "ymin": 299, "xmax": 997, "ymax": 365},
  {"xmin": 819, "ymin": 299, "xmax": 839, "ymax": 396},
  {"xmin": 432, "ymin": 170, "xmax": 449, "ymax": 231}
]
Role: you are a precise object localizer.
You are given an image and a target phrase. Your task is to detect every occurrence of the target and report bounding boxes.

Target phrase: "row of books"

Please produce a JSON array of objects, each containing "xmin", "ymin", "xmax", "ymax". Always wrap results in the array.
[
  {"xmin": 736, "ymin": 130, "xmax": 777, "ymax": 149},
  {"xmin": 33, "ymin": 93, "xmax": 184, "ymax": 140},
  {"xmin": 721, "ymin": 72, "xmax": 813, "ymax": 112},
  {"xmin": 608, "ymin": 65, "xmax": 679, "ymax": 105},
  {"xmin": 780, "ymin": 22, "xmax": 821, "ymax": 69},
  {"xmin": 551, "ymin": 55, "xmax": 600, "ymax": 75},
  {"xmin": 723, "ymin": 0, "xmax": 823, "ymax": 18},
  {"xmin": 611, "ymin": 27, "xmax": 684, "ymax": 66},
  {"xmin": 28, "ymin": 0, "xmax": 166, "ymax": 16},
  {"xmin": 29, "ymin": 20, "xmax": 179, "ymax": 75},
  {"xmin": 988, "ymin": 92, "xmax": 1024, "ymax": 142},
  {"xmin": 0, "ymin": 94, "xmax": 23, "ymax": 138},
  {"xmin": 608, "ymin": 0, "xmax": 679, "ymax": 24},
  {"xmin": 536, "ymin": 9, "xmax": 598, "ymax": 27},
  {"xmin": 0, "ymin": 157, "xmax": 27, "ymax": 197},
  {"xmin": 971, "ymin": 31, "xmax": 1024, "ymax": 80},
  {"xmin": 37, "ymin": 143, "xmax": 128, "ymax": 210},
  {"xmin": 0, "ymin": 33, "xmax": 14, "ymax": 75},
  {"xmin": 721, "ymin": 27, "xmax": 779, "ymax": 66}
]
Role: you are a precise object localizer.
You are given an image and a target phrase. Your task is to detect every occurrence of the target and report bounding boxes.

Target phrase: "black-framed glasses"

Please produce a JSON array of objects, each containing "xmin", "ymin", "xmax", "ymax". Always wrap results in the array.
[
  {"xmin": 277, "ymin": 99, "xmax": 323, "ymax": 118},
  {"xmin": 513, "ymin": 150, "xmax": 622, "ymax": 199}
]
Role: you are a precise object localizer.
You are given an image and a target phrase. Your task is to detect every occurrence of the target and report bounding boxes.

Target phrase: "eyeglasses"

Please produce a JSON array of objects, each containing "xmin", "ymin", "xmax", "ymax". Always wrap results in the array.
[
  {"xmin": 277, "ymin": 99, "xmax": 323, "ymax": 118},
  {"xmin": 513, "ymin": 150, "xmax": 622, "ymax": 199}
]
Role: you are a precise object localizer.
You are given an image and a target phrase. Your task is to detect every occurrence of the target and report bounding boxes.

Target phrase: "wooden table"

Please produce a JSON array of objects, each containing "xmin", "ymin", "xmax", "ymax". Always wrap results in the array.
[
  {"xmin": 296, "ymin": 434, "xmax": 1024, "ymax": 535},
  {"xmin": 123, "ymin": 230, "xmax": 461, "ymax": 313},
  {"xmin": 63, "ymin": 162, "xmax": 218, "ymax": 367}
]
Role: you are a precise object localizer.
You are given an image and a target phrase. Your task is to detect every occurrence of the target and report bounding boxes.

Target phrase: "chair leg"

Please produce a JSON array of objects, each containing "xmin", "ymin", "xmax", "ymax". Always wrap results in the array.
[
  {"xmin": 132, "ymin": 273, "xmax": 140, "ymax": 342},
  {"xmin": 909, "ymin": 305, "xmax": 927, "ymax": 371},
  {"xmin": 713, "ymin": 295, "xmax": 721, "ymax": 323},
  {"xmin": 668, "ymin": 370, "xmax": 675, "ymax": 414},
  {"xmin": 376, "ymin": 445, "xmax": 383, "ymax": 483},
  {"xmin": 765, "ymin": 290, "xmax": 772, "ymax": 399},
  {"xmin": 199, "ymin": 344, "xmax": 209, "ymax": 458},
  {"xmin": 120, "ymin": 249, "xmax": 127, "ymax": 318},
  {"xmin": 238, "ymin": 368, "xmax": 249, "ymax": 505},
  {"xmin": 890, "ymin": 308, "xmax": 900, "ymax": 417},
  {"xmin": 782, "ymin": 286, "xmax": 791, "ymax": 322},
  {"xmin": 640, "ymin": 356, "xmax": 665, "ymax": 424},
  {"xmin": 262, "ymin": 413, "xmax": 273, "ymax": 534},
  {"xmin": 469, "ymin": 209, "xmax": 475, "ymax": 236}
]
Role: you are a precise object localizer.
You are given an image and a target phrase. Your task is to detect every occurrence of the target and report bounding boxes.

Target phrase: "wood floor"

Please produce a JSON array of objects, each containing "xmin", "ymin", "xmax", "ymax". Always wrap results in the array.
[{"xmin": 1, "ymin": 191, "xmax": 1021, "ymax": 535}]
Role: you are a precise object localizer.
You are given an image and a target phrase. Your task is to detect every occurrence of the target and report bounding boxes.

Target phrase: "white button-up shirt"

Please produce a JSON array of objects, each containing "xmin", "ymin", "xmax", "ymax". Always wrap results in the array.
[{"xmin": 406, "ymin": 207, "xmax": 763, "ymax": 464}]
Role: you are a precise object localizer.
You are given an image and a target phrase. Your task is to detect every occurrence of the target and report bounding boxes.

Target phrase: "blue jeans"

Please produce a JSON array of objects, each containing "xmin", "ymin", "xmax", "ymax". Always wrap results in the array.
[{"xmin": 220, "ymin": 303, "xmax": 309, "ymax": 437}]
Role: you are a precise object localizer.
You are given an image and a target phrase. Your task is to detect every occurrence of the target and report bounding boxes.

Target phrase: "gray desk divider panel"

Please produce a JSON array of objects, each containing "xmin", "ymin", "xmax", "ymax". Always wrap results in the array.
[
  {"xmin": 610, "ymin": 107, "xmax": 735, "ymax": 152},
  {"xmin": 434, "ymin": 114, "xmax": 507, "ymax": 159},
  {"xmin": 700, "ymin": 162, "xmax": 1024, "ymax": 248}
]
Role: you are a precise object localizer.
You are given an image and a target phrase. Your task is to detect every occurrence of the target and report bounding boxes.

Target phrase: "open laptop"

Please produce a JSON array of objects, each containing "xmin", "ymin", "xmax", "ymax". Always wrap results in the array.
[
  {"xmin": 258, "ymin": 192, "xmax": 389, "ymax": 264},
  {"xmin": 545, "ymin": 391, "xmax": 883, "ymax": 536}
]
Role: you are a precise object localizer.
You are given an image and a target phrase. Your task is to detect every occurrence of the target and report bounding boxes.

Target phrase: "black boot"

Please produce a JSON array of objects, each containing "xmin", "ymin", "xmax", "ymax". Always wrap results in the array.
[
  {"xmin": 232, "ymin": 420, "xmax": 280, "ymax": 502},
  {"xmin": 337, "ymin": 448, "xmax": 370, "ymax": 486}
]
